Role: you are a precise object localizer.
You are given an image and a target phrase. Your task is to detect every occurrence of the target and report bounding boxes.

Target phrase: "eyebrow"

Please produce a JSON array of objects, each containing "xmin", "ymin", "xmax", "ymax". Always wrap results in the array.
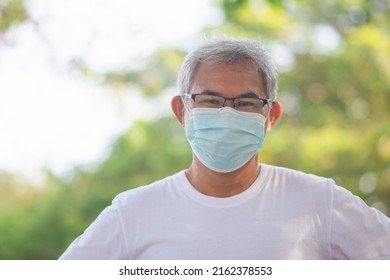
[{"xmin": 198, "ymin": 89, "xmax": 261, "ymax": 98}]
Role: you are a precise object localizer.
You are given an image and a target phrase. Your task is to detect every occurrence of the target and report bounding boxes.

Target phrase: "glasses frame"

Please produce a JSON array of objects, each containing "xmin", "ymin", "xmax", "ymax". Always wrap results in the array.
[{"xmin": 182, "ymin": 93, "xmax": 273, "ymax": 114}]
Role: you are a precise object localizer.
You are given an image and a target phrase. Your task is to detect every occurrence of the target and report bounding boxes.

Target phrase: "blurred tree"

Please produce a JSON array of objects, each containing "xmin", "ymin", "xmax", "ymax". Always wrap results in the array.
[
  {"xmin": 1, "ymin": 0, "xmax": 389, "ymax": 259},
  {"xmin": 103, "ymin": 48, "xmax": 186, "ymax": 96},
  {"xmin": 213, "ymin": 0, "xmax": 390, "ymax": 214},
  {"xmin": 0, "ymin": 117, "xmax": 191, "ymax": 259},
  {"xmin": 0, "ymin": 0, "xmax": 27, "ymax": 33}
]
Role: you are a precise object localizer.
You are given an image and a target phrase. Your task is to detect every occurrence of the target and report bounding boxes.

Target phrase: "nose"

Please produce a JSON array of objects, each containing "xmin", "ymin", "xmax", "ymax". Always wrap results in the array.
[{"xmin": 222, "ymin": 98, "xmax": 235, "ymax": 108}]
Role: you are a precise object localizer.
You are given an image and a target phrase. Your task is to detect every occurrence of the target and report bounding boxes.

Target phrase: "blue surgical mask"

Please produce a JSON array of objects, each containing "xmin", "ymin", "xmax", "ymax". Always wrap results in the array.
[{"xmin": 185, "ymin": 107, "xmax": 266, "ymax": 173}]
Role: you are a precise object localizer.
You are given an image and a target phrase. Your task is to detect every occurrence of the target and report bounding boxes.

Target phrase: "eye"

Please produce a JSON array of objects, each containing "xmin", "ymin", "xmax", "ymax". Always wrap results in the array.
[
  {"xmin": 236, "ymin": 98, "xmax": 260, "ymax": 107},
  {"xmin": 195, "ymin": 95, "xmax": 223, "ymax": 106}
]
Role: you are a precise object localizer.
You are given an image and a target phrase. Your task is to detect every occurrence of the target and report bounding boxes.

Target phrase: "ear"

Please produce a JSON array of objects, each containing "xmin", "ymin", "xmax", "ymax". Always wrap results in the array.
[
  {"xmin": 171, "ymin": 95, "xmax": 186, "ymax": 126},
  {"xmin": 266, "ymin": 101, "xmax": 282, "ymax": 132}
]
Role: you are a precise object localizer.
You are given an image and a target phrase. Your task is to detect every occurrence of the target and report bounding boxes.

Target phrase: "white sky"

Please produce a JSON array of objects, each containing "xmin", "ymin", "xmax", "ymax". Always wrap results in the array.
[{"xmin": 0, "ymin": 0, "xmax": 222, "ymax": 182}]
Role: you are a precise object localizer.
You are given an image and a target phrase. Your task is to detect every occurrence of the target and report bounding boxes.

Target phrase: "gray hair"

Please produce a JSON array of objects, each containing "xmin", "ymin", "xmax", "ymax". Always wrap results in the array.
[{"xmin": 177, "ymin": 38, "xmax": 278, "ymax": 100}]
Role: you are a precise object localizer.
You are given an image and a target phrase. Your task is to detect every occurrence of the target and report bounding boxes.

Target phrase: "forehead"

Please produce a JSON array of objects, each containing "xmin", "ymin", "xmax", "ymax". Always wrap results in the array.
[{"xmin": 190, "ymin": 61, "xmax": 266, "ymax": 97}]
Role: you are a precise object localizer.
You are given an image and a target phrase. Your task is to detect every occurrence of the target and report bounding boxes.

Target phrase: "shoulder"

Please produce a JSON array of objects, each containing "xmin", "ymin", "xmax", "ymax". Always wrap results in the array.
[
  {"xmin": 112, "ymin": 170, "xmax": 186, "ymax": 209},
  {"xmin": 260, "ymin": 164, "xmax": 339, "ymax": 207},
  {"xmin": 262, "ymin": 164, "xmax": 334, "ymax": 189},
  {"xmin": 261, "ymin": 164, "xmax": 363, "ymax": 208}
]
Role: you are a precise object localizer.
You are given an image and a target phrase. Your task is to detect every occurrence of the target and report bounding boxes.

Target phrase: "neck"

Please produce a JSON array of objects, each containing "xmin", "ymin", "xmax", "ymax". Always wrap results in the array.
[{"xmin": 185, "ymin": 154, "xmax": 261, "ymax": 198}]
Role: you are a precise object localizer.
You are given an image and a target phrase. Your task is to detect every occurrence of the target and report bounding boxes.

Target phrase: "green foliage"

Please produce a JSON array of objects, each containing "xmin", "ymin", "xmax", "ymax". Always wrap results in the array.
[
  {"xmin": 1, "ymin": 0, "xmax": 389, "ymax": 259},
  {"xmin": 0, "ymin": 0, "xmax": 27, "ymax": 32},
  {"xmin": 215, "ymin": 0, "xmax": 390, "ymax": 214},
  {"xmin": 81, "ymin": 117, "xmax": 191, "ymax": 192},
  {"xmin": 0, "ymin": 117, "xmax": 191, "ymax": 259},
  {"xmin": 78, "ymin": 47, "xmax": 186, "ymax": 97}
]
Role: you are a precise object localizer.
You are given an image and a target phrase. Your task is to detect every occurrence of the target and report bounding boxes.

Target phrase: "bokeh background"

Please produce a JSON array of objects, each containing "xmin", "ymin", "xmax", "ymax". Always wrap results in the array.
[{"xmin": 0, "ymin": 0, "xmax": 389, "ymax": 259}]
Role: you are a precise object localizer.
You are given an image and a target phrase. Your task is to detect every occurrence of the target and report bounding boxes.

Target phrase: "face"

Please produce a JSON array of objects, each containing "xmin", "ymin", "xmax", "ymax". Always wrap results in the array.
[{"xmin": 171, "ymin": 61, "xmax": 282, "ymax": 131}]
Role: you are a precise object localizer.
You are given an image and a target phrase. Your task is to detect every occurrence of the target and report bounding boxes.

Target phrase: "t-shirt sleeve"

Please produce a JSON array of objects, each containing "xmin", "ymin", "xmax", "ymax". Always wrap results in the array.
[
  {"xmin": 59, "ymin": 197, "xmax": 130, "ymax": 260},
  {"xmin": 330, "ymin": 184, "xmax": 390, "ymax": 259}
]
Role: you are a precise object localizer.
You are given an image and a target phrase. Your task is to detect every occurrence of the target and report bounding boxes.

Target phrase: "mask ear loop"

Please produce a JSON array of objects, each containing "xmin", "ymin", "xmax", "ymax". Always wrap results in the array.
[
  {"xmin": 181, "ymin": 94, "xmax": 191, "ymax": 113},
  {"xmin": 181, "ymin": 94, "xmax": 192, "ymax": 126},
  {"xmin": 264, "ymin": 99, "xmax": 275, "ymax": 120},
  {"xmin": 262, "ymin": 99, "xmax": 276, "ymax": 134}
]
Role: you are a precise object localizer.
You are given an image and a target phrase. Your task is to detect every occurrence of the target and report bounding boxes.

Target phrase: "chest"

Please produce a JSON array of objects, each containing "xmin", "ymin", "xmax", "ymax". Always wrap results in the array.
[{"xmin": 129, "ymin": 205, "xmax": 329, "ymax": 259}]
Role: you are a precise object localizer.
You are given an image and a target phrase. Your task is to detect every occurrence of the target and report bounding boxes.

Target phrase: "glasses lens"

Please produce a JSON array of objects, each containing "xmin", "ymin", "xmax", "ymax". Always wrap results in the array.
[
  {"xmin": 234, "ymin": 97, "xmax": 263, "ymax": 111},
  {"xmin": 194, "ymin": 95, "xmax": 224, "ymax": 108}
]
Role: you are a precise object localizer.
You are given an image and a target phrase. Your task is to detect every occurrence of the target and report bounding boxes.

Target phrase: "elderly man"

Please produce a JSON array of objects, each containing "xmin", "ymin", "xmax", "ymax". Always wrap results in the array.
[{"xmin": 60, "ymin": 38, "xmax": 390, "ymax": 259}]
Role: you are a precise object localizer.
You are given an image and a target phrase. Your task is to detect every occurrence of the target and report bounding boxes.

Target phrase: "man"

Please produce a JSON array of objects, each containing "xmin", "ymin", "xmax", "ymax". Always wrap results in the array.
[{"xmin": 60, "ymin": 38, "xmax": 390, "ymax": 259}]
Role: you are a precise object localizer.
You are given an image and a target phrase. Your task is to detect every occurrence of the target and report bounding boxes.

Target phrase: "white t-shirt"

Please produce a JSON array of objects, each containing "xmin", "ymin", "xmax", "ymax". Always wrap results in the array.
[{"xmin": 59, "ymin": 164, "xmax": 390, "ymax": 259}]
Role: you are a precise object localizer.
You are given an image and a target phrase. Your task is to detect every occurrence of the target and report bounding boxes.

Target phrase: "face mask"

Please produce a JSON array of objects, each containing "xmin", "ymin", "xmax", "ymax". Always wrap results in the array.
[{"xmin": 185, "ymin": 107, "xmax": 266, "ymax": 173}]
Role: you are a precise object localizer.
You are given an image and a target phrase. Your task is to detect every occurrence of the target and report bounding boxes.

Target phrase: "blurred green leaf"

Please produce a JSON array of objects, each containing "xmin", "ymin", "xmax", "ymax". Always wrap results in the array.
[
  {"xmin": 1, "ymin": 0, "xmax": 389, "ymax": 259},
  {"xmin": 0, "ymin": 0, "xmax": 27, "ymax": 33}
]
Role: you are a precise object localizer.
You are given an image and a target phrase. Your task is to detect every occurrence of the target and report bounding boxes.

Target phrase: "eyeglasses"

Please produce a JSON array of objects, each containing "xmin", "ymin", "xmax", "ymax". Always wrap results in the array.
[{"xmin": 182, "ymin": 93, "xmax": 272, "ymax": 113}]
